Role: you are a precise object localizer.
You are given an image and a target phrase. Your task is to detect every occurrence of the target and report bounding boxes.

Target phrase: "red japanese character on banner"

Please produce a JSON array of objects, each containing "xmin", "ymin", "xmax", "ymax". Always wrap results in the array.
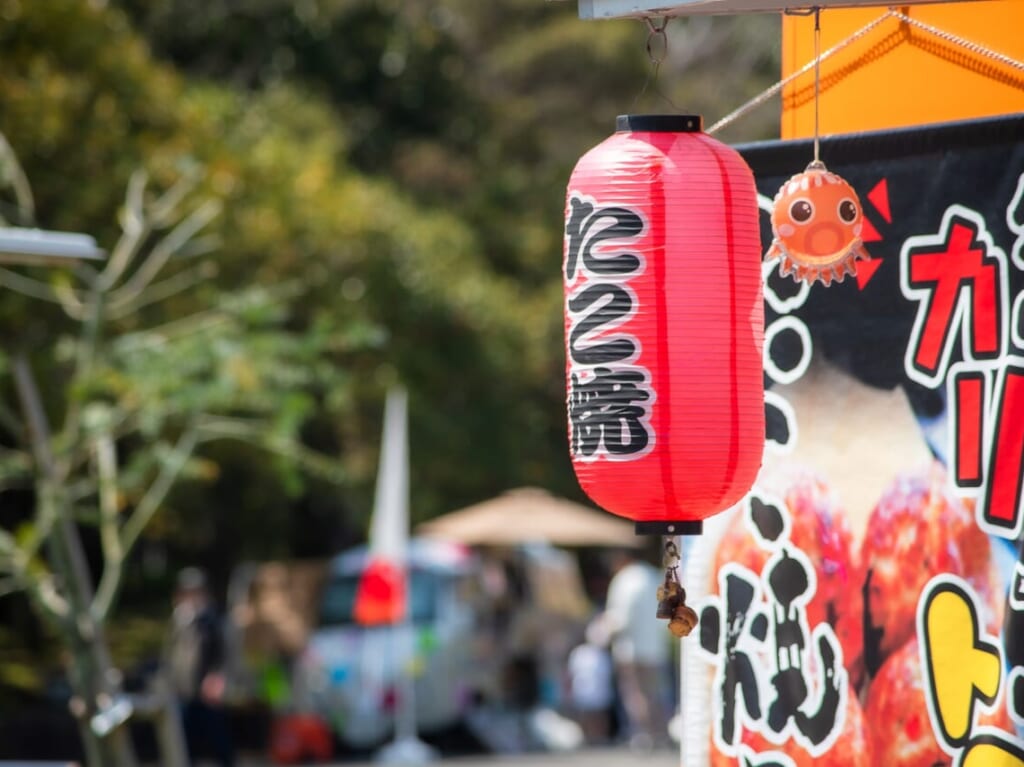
[
  {"xmin": 902, "ymin": 204, "xmax": 1023, "ymax": 539},
  {"xmin": 900, "ymin": 207, "xmax": 1008, "ymax": 390}
]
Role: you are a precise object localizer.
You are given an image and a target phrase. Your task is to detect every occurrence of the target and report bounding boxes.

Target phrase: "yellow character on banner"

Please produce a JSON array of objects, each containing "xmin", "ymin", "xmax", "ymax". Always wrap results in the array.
[
  {"xmin": 961, "ymin": 740, "xmax": 1024, "ymax": 767},
  {"xmin": 918, "ymin": 576, "xmax": 1024, "ymax": 764}
]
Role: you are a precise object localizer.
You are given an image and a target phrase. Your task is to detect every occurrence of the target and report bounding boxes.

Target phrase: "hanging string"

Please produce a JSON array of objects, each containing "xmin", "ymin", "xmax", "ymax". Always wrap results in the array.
[
  {"xmin": 633, "ymin": 16, "xmax": 680, "ymax": 112},
  {"xmin": 812, "ymin": 7, "xmax": 822, "ymax": 167},
  {"xmin": 707, "ymin": 6, "xmax": 1024, "ymax": 137}
]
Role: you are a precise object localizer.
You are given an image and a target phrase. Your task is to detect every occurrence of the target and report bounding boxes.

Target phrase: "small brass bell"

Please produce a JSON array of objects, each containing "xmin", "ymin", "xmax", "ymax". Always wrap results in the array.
[
  {"xmin": 668, "ymin": 602, "xmax": 698, "ymax": 638},
  {"xmin": 656, "ymin": 537, "xmax": 698, "ymax": 636}
]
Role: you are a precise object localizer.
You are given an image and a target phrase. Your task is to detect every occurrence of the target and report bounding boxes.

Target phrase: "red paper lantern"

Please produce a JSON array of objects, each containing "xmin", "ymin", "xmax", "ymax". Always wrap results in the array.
[{"xmin": 563, "ymin": 114, "xmax": 764, "ymax": 531}]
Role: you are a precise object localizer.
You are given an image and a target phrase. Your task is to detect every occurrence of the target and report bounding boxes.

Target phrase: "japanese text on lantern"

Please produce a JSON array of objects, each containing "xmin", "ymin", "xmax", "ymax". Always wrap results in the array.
[
  {"xmin": 900, "ymin": 183, "xmax": 1024, "ymax": 540},
  {"xmin": 564, "ymin": 193, "xmax": 655, "ymax": 461}
]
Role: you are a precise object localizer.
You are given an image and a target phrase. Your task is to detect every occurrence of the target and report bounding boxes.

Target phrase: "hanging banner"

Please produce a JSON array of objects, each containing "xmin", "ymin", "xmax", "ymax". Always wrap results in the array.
[{"xmin": 686, "ymin": 113, "xmax": 1024, "ymax": 767}]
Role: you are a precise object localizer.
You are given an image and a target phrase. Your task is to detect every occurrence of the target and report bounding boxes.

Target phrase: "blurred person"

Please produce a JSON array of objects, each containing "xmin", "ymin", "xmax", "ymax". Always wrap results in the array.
[
  {"xmin": 567, "ymin": 616, "xmax": 614, "ymax": 744},
  {"xmin": 604, "ymin": 549, "xmax": 671, "ymax": 750},
  {"xmin": 166, "ymin": 567, "xmax": 236, "ymax": 767}
]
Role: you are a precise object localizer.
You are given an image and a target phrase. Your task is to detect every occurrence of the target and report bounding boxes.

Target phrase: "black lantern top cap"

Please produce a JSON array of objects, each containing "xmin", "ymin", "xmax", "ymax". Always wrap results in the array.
[{"xmin": 616, "ymin": 114, "xmax": 703, "ymax": 133}]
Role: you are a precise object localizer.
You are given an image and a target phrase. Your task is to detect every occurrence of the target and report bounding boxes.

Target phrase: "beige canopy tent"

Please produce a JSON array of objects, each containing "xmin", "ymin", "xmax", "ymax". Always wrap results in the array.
[{"xmin": 416, "ymin": 486, "xmax": 639, "ymax": 547}]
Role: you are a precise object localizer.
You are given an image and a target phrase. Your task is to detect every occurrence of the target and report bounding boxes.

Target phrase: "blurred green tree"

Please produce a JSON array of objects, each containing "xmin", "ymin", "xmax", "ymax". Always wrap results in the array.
[
  {"xmin": 0, "ymin": 125, "xmax": 355, "ymax": 762},
  {"xmin": 109, "ymin": 0, "xmax": 781, "ymax": 524}
]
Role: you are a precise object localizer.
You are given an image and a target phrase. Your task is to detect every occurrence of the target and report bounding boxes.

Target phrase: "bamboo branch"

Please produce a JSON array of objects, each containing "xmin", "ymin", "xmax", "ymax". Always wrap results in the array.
[
  {"xmin": 62, "ymin": 288, "xmax": 107, "ymax": 467},
  {"xmin": 121, "ymin": 169, "xmax": 147, "ymax": 237},
  {"xmin": 108, "ymin": 199, "xmax": 221, "ymax": 304},
  {"xmin": 0, "ymin": 267, "xmax": 92, "ymax": 322},
  {"xmin": 91, "ymin": 433, "xmax": 123, "ymax": 622},
  {"xmin": 106, "ymin": 262, "xmax": 218, "ymax": 320},
  {"xmin": 99, "ymin": 171, "xmax": 150, "ymax": 290},
  {"xmin": 0, "ymin": 131, "xmax": 35, "ymax": 224},
  {"xmin": 52, "ymin": 279, "xmax": 88, "ymax": 320},
  {"xmin": 114, "ymin": 309, "xmax": 230, "ymax": 352},
  {"xmin": 71, "ymin": 261, "xmax": 100, "ymax": 284},
  {"xmin": 116, "ymin": 426, "xmax": 199, "ymax": 569},
  {"xmin": 173, "ymin": 234, "xmax": 221, "ymax": 262},
  {"xmin": 0, "ymin": 267, "xmax": 68, "ymax": 304},
  {"xmin": 27, "ymin": 570, "xmax": 71, "ymax": 623},
  {"xmin": 59, "ymin": 405, "xmax": 138, "ymax": 482},
  {"xmin": 13, "ymin": 357, "xmax": 57, "ymax": 479},
  {"xmin": 14, "ymin": 359, "xmax": 94, "ymax": 632},
  {"xmin": 112, "ymin": 281, "xmax": 302, "ymax": 354},
  {"xmin": 196, "ymin": 416, "xmax": 344, "ymax": 483},
  {"xmin": 0, "ymin": 528, "xmax": 69, "ymax": 622},
  {"xmin": 148, "ymin": 166, "xmax": 203, "ymax": 228},
  {"xmin": 24, "ymin": 482, "xmax": 61, "ymax": 563},
  {"xmin": 94, "ymin": 436, "xmax": 121, "ymax": 551}
]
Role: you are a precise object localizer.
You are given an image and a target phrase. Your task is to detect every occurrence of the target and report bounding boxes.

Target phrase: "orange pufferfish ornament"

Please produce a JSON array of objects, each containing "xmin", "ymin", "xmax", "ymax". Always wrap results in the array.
[{"xmin": 765, "ymin": 161, "xmax": 871, "ymax": 286}]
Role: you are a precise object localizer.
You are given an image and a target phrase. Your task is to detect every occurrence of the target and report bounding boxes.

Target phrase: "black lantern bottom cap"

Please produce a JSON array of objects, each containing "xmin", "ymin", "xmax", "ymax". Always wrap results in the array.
[{"xmin": 635, "ymin": 520, "xmax": 703, "ymax": 536}]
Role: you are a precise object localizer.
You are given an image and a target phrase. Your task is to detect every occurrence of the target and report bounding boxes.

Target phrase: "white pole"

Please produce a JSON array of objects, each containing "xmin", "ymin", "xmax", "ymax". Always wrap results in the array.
[
  {"xmin": 374, "ymin": 388, "xmax": 436, "ymax": 764},
  {"xmin": 675, "ymin": 534, "xmax": 686, "ymax": 767},
  {"xmin": 681, "ymin": 521, "xmax": 719, "ymax": 767},
  {"xmin": 679, "ymin": 633, "xmax": 686, "ymax": 767}
]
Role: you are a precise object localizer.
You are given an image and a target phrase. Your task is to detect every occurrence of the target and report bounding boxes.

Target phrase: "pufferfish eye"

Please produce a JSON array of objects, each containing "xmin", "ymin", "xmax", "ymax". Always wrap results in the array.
[
  {"xmin": 838, "ymin": 198, "xmax": 858, "ymax": 223},
  {"xmin": 789, "ymin": 199, "xmax": 814, "ymax": 223}
]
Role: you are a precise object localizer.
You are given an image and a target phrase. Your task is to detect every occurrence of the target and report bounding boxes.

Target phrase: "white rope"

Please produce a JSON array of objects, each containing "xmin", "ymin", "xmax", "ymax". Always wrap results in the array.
[
  {"xmin": 707, "ymin": 9, "xmax": 897, "ymax": 136},
  {"xmin": 890, "ymin": 8, "xmax": 1024, "ymax": 73},
  {"xmin": 707, "ymin": 6, "xmax": 1024, "ymax": 137}
]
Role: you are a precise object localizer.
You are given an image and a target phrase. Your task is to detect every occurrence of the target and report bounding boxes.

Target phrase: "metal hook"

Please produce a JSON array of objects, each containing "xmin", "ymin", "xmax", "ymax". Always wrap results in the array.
[
  {"xmin": 644, "ymin": 17, "xmax": 669, "ymax": 67},
  {"xmin": 633, "ymin": 16, "xmax": 679, "ymax": 112},
  {"xmin": 644, "ymin": 15, "xmax": 669, "ymax": 34}
]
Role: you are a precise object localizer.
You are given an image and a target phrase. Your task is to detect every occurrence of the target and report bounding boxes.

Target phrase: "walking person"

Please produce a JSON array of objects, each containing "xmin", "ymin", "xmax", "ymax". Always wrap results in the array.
[
  {"xmin": 567, "ymin": 616, "xmax": 615, "ymax": 744},
  {"xmin": 604, "ymin": 549, "xmax": 672, "ymax": 750},
  {"xmin": 166, "ymin": 567, "xmax": 236, "ymax": 767}
]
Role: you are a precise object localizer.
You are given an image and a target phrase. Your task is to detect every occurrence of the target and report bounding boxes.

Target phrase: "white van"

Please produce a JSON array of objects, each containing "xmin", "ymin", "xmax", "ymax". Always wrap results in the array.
[{"xmin": 289, "ymin": 538, "xmax": 496, "ymax": 748}]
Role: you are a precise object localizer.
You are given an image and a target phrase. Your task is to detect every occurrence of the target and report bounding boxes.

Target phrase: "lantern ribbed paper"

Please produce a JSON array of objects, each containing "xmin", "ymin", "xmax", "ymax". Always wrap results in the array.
[{"xmin": 564, "ymin": 114, "xmax": 764, "ymax": 525}]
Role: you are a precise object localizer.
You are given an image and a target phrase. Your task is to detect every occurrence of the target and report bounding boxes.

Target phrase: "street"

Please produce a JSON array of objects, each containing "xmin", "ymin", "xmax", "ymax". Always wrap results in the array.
[{"xmin": 234, "ymin": 747, "xmax": 681, "ymax": 767}]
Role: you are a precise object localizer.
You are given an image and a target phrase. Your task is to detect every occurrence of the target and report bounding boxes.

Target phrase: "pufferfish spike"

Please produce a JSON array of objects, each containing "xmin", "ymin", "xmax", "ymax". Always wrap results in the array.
[{"xmin": 765, "ymin": 161, "xmax": 871, "ymax": 287}]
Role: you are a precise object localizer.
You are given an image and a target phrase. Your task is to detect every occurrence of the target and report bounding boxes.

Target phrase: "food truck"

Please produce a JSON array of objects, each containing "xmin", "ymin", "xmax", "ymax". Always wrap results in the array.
[{"xmin": 229, "ymin": 537, "xmax": 591, "ymax": 750}]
